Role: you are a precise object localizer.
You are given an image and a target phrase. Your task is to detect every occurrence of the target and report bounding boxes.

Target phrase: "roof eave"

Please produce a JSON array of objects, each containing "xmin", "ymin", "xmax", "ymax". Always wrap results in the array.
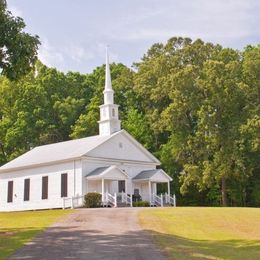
[{"xmin": 0, "ymin": 156, "xmax": 82, "ymax": 174}]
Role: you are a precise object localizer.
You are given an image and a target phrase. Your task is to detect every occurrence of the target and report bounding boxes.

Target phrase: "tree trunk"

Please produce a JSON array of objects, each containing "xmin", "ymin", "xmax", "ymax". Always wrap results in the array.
[{"xmin": 221, "ymin": 177, "xmax": 228, "ymax": 206}]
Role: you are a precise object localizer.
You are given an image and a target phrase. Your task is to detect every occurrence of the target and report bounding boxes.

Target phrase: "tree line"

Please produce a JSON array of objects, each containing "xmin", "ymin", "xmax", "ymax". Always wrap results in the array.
[{"xmin": 0, "ymin": 1, "xmax": 259, "ymax": 207}]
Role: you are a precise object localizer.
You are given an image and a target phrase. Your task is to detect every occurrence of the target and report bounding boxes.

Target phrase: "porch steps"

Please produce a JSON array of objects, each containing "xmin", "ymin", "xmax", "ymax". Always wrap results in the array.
[{"xmin": 117, "ymin": 202, "xmax": 128, "ymax": 207}]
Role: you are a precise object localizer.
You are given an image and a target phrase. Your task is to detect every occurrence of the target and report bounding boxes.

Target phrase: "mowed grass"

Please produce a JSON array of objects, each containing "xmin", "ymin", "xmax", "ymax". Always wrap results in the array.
[
  {"xmin": 139, "ymin": 207, "xmax": 260, "ymax": 260},
  {"xmin": 0, "ymin": 209, "xmax": 73, "ymax": 260}
]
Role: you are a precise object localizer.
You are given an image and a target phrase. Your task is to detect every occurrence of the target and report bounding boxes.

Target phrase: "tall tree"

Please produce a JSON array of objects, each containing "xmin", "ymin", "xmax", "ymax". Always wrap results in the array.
[{"xmin": 0, "ymin": 0, "xmax": 40, "ymax": 80}]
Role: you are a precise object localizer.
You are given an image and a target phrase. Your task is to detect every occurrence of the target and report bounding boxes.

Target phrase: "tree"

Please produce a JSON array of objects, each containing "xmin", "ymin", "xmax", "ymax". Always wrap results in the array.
[
  {"xmin": 134, "ymin": 37, "xmax": 258, "ymax": 206},
  {"xmin": 0, "ymin": 0, "xmax": 40, "ymax": 80},
  {"xmin": 122, "ymin": 108, "xmax": 153, "ymax": 150}
]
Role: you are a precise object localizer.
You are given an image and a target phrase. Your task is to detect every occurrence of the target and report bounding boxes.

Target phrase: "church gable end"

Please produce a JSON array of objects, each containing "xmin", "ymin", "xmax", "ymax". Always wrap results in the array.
[{"xmin": 86, "ymin": 130, "xmax": 160, "ymax": 164}]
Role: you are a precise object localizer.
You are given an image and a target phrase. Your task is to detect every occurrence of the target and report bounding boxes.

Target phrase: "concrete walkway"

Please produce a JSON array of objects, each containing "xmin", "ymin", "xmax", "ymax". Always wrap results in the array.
[{"xmin": 9, "ymin": 208, "xmax": 167, "ymax": 260}]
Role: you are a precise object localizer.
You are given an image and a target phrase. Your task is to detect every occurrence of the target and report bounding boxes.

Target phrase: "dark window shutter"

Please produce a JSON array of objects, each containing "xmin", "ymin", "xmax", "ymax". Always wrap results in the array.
[
  {"xmin": 24, "ymin": 179, "xmax": 30, "ymax": 201},
  {"xmin": 61, "ymin": 173, "xmax": 68, "ymax": 197},
  {"xmin": 7, "ymin": 181, "xmax": 13, "ymax": 203},
  {"xmin": 42, "ymin": 176, "xmax": 48, "ymax": 200}
]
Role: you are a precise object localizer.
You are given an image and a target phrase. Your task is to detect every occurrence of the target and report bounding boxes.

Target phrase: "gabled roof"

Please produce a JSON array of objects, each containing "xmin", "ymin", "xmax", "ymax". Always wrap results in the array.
[
  {"xmin": 133, "ymin": 169, "xmax": 173, "ymax": 182},
  {"xmin": 0, "ymin": 134, "xmax": 113, "ymax": 172},
  {"xmin": 86, "ymin": 167, "xmax": 110, "ymax": 177},
  {"xmin": 0, "ymin": 129, "xmax": 160, "ymax": 173},
  {"xmin": 85, "ymin": 165, "xmax": 128, "ymax": 180},
  {"xmin": 133, "ymin": 169, "xmax": 159, "ymax": 180}
]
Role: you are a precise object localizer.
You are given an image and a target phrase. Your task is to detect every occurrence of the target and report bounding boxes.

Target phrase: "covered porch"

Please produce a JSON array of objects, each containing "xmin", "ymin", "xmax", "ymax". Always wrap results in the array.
[
  {"xmin": 85, "ymin": 165, "xmax": 131, "ymax": 207},
  {"xmin": 132, "ymin": 169, "xmax": 175, "ymax": 206}
]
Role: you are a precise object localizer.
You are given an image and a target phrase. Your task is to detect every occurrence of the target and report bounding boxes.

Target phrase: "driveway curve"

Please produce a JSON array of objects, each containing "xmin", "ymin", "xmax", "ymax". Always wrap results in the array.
[{"xmin": 9, "ymin": 208, "xmax": 167, "ymax": 260}]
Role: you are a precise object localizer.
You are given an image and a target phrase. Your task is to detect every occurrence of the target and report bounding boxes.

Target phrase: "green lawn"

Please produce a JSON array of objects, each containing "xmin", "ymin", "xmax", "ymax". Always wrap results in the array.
[
  {"xmin": 139, "ymin": 207, "xmax": 260, "ymax": 260},
  {"xmin": 0, "ymin": 209, "xmax": 72, "ymax": 260}
]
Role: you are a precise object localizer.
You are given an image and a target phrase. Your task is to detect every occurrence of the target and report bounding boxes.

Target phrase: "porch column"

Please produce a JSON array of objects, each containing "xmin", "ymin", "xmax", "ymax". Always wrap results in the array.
[
  {"xmin": 130, "ymin": 179, "xmax": 133, "ymax": 207},
  {"xmin": 101, "ymin": 178, "xmax": 105, "ymax": 203},
  {"xmin": 153, "ymin": 183, "xmax": 157, "ymax": 195},
  {"xmin": 125, "ymin": 179, "xmax": 128, "ymax": 195},
  {"xmin": 148, "ymin": 180, "xmax": 152, "ymax": 205},
  {"xmin": 168, "ymin": 181, "xmax": 171, "ymax": 196}
]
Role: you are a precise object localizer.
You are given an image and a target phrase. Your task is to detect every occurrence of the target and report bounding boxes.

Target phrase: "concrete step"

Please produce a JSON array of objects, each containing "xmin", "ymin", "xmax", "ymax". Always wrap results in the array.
[{"xmin": 117, "ymin": 202, "xmax": 129, "ymax": 207}]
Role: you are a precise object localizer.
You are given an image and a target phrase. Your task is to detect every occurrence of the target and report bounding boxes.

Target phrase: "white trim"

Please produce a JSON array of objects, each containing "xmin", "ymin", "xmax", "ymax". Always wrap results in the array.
[
  {"xmin": 133, "ymin": 169, "xmax": 173, "ymax": 182},
  {"xmin": 120, "ymin": 130, "xmax": 160, "ymax": 164},
  {"xmin": 82, "ymin": 156, "xmax": 158, "ymax": 166},
  {"xmin": 0, "ymin": 157, "xmax": 82, "ymax": 174},
  {"xmin": 83, "ymin": 130, "xmax": 160, "ymax": 164},
  {"xmin": 0, "ymin": 130, "xmax": 160, "ymax": 174}
]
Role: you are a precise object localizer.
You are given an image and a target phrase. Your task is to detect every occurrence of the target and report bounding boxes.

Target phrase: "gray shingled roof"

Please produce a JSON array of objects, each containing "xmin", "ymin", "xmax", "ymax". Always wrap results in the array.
[
  {"xmin": 133, "ymin": 169, "xmax": 159, "ymax": 180},
  {"xmin": 85, "ymin": 167, "xmax": 109, "ymax": 177},
  {"xmin": 0, "ymin": 133, "xmax": 116, "ymax": 172}
]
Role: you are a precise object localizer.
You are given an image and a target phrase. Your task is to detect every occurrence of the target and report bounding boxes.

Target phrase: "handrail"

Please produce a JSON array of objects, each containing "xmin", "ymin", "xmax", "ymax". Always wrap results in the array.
[
  {"xmin": 63, "ymin": 195, "xmax": 84, "ymax": 209},
  {"xmin": 121, "ymin": 192, "xmax": 133, "ymax": 207},
  {"xmin": 151, "ymin": 193, "xmax": 163, "ymax": 207},
  {"xmin": 63, "ymin": 197, "xmax": 73, "ymax": 209},
  {"xmin": 105, "ymin": 192, "xmax": 117, "ymax": 207},
  {"xmin": 164, "ymin": 193, "xmax": 176, "ymax": 207},
  {"xmin": 168, "ymin": 194, "xmax": 176, "ymax": 207},
  {"xmin": 72, "ymin": 195, "xmax": 84, "ymax": 208}
]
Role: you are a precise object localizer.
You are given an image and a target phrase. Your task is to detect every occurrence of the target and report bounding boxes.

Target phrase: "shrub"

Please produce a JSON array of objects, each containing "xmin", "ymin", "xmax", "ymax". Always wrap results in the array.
[
  {"xmin": 84, "ymin": 192, "xmax": 102, "ymax": 208},
  {"xmin": 133, "ymin": 201, "xmax": 150, "ymax": 207}
]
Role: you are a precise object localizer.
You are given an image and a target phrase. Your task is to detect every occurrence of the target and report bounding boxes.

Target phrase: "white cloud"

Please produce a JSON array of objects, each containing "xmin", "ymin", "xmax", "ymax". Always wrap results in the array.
[
  {"xmin": 106, "ymin": 0, "xmax": 259, "ymax": 46},
  {"xmin": 65, "ymin": 46, "xmax": 95, "ymax": 63}
]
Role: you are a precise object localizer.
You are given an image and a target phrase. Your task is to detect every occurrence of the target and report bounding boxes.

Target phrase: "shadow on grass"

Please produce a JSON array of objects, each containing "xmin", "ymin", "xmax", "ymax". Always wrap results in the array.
[
  {"xmin": 0, "ymin": 227, "xmax": 43, "ymax": 260},
  {"xmin": 148, "ymin": 230, "xmax": 260, "ymax": 260}
]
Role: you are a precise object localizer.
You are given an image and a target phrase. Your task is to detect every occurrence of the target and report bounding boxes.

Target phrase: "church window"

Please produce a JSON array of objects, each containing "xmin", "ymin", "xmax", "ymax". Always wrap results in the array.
[
  {"xmin": 112, "ymin": 108, "xmax": 115, "ymax": 117},
  {"xmin": 61, "ymin": 173, "xmax": 68, "ymax": 197},
  {"xmin": 42, "ymin": 176, "xmax": 48, "ymax": 200},
  {"xmin": 24, "ymin": 178, "xmax": 30, "ymax": 201},
  {"xmin": 7, "ymin": 181, "xmax": 13, "ymax": 203}
]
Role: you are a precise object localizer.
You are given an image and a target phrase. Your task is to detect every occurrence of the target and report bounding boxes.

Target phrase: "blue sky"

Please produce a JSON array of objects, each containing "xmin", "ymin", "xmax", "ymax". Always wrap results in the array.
[{"xmin": 7, "ymin": 0, "xmax": 260, "ymax": 73}]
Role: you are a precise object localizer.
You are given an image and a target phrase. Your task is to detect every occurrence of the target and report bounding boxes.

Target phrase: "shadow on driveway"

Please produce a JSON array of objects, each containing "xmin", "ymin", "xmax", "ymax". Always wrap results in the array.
[{"xmin": 8, "ymin": 208, "xmax": 167, "ymax": 260}]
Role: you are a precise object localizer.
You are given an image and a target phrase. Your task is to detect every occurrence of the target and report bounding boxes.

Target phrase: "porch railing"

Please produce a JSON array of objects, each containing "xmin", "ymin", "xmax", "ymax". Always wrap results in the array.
[
  {"xmin": 121, "ymin": 192, "xmax": 133, "ymax": 207},
  {"xmin": 105, "ymin": 192, "xmax": 117, "ymax": 207},
  {"xmin": 62, "ymin": 194, "xmax": 84, "ymax": 209},
  {"xmin": 164, "ymin": 193, "xmax": 176, "ymax": 207},
  {"xmin": 151, "ymin": 193, "xmax": 163, "ymax": 207}
]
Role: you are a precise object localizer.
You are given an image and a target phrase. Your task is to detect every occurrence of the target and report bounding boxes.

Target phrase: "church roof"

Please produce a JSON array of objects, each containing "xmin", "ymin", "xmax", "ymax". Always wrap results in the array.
[
  {"xmin": 133, "ymin": 169, "xmax": 159, "ymax": 180},
  {"xmin": 85, "ymin": 165, "xmax": 128, "ymax": 180},
  {"xmin": 0, "ymin": 130, "xmax": 160, "ymax": 173},
  {"xmin": 0, "ymin": 133, "xmax": 114, "ymax": 172},
  {"xmin": 86, "ymin": 167, "xmax": 110, "ymax": 177},
  {"xmin": 133, "ymin": 169, "xmax": 173, "ymax": 181}
]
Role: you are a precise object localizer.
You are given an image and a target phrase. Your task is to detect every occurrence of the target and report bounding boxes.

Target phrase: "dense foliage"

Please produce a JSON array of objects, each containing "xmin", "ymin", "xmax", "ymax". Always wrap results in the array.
[
  {"xmin": 84, "ymin": 192, "xmax": 102, "ymax": 208},
  {"xmin": 133, "ymin": 201, "xmax": 150, "ymax": 207},
  {"xmin": 0, "ymin": 4, "xmax": 259, "ymax": 206},
  {"xmin": 0, "ymin": 0, "xmax": 40, "ymax": 80}
]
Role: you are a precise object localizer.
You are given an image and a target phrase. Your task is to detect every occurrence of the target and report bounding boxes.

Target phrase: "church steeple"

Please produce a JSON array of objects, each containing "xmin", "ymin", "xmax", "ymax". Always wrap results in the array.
[{"xmin": 98, "ymin": 47, "xmax": 121, "ymax": 136}]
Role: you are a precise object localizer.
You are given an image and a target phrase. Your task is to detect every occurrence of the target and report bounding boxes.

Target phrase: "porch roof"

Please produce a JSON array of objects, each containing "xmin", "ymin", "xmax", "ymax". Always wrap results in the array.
[
  {"xmin": 85, "ymin": 165, "xmax": 128, "ymax": 180},
  {"xmin": 133, "ymin": 169, "xmax": 172, "ymax": 182}
]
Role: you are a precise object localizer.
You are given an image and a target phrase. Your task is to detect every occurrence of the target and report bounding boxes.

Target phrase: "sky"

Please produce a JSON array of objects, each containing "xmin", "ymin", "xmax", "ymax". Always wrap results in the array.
[{"xmin": 7, "ymin": 0, "xmax": 260, "ymax": 74}]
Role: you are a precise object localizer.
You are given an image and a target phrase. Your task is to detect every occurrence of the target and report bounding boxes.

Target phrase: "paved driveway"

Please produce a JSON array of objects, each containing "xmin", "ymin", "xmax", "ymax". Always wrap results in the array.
[{"xmin": 9, "ymin": 208, "xmax": 167, "ymax": 260}]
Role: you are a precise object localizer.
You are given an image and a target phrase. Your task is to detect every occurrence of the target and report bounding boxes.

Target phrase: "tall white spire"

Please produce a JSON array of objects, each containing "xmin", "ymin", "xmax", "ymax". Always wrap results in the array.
[
  {"xmin": 105, "ymin": 46, "xmax": 112, "ymax": 90},
  {"xmin": 98, "ymin": 47, "xmax": 121, "ymax": 136}
]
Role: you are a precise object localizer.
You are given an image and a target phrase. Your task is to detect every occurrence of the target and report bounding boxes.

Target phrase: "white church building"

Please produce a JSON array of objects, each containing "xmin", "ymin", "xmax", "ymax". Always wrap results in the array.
[{"xmin": 0, "ymin": 51, "xmax": 174, "ymax": 212}]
